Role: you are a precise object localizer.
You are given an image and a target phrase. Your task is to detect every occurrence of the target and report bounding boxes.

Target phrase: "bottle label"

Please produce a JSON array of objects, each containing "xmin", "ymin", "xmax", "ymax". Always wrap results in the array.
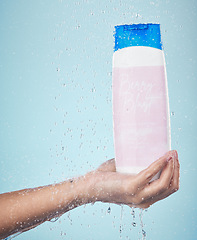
[{"xmin": 113, "ymin": 65, "xmax": 170, "ymax": 172}]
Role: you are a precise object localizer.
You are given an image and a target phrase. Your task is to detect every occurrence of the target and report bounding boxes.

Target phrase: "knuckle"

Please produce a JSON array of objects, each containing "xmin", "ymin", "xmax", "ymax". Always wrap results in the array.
[
  {"xmin": 170, "ymin": 181, "xmax": 179, "ymax": 193},
  {"xmin": 145, "ymin": 171, "xmax": 153, "ymax": 181},
  {"xmin": 174, "ymin": 183, "xmax": 180, "ymax": 192},
  {"xmin": 138, "ymin": 169, "xmax": 152, "ymax": 181},
  {"xmin": 160, "ymin": 181, "xmax": 170, "ymax": 192}
]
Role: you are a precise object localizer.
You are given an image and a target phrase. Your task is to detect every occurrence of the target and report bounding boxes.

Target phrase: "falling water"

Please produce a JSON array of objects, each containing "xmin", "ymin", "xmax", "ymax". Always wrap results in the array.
[
  {"xmin": 119, "ymin": 205, "xmax": 124, "ymax": 238},
  {"xmin": 131, "ymin": 207, "xmax": 137, "ymax": 228},
  {"xmin": 139, "ymin": 209, "xmax": 146, "ymax": 240}
]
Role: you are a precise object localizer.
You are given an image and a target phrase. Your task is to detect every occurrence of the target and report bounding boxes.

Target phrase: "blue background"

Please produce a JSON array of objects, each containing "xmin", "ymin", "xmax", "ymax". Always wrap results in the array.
[{"xmin": 0, "ymin": 0, "xmax": 196, "ymax": 239}]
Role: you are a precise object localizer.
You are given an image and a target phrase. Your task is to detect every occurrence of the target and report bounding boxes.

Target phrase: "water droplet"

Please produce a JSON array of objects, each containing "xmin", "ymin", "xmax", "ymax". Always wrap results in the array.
[
  {"xmin": 61, "ymin": 231, "xmax": 66, "ymax": 236},
  {"xmin": 131, "ymin": 207, "xmax": 136, "ymax": 227},
  {"xmin": 49, "ymin": 217, "xmax": 60, "ymax": 222},
  {"xmin": 132, "ymin": 222, "xmax": 137, "ymax": 227},
  {"xmin": 136, "ymin": 13, "xmax": 141, "ymax": 18},
  {"xmin": 75, "ymin": 24, "xmax": 81, "ymax": 29},
  {"xmin": 107, "ymin": 207, "xmax": 111, "ymax": 213},
  {"xmin": 142, "ymin": 229, "xmax": 146, "ymax": 237},
  {"xmin": 131, "ymin": 208, "xmax": 135, "ymax": 216},
  {"xmin": 108, "ymin": 72, "xmax": 112, "ymax": 77}
]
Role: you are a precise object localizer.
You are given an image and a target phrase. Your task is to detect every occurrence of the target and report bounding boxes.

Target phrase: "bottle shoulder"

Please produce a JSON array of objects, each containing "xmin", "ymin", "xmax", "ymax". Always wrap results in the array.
[{"xmin": 113, "ymin": 46, "xmax": 165, "ymax": 68}]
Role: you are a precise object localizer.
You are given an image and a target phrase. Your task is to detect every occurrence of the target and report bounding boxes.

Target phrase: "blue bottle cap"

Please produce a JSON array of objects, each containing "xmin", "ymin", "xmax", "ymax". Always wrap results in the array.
[{"xmin": 114, "ymin": 23, "xmax": 162, "ymax": 52}]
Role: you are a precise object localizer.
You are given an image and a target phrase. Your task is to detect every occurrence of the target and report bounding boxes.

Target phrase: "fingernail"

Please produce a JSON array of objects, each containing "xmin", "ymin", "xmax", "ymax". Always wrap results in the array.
[
  {"xmin": 167, "ymin": 156, "xmax": 173, "ymax": 162},
  {"xmin": 173, "ymin": 150, "xmax": 178, "ymax": 159}
]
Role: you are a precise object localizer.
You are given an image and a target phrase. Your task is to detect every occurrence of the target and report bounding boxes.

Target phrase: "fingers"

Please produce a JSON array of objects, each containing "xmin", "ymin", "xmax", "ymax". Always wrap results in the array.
[
  {"xmin": 152, "ymin": 153, "xmax": 180, "ymax": 201},
  {"xmin": 133, "ymin": 151, "xmax": 180, "ymax": 208},
  {"xmin": 95, "ymin": 151, "xmax": 180, "ymax": 210},
  {"xmin": 170, "ymin": 154, "xmax": 180, "ymax": 192},
  {"xmin": 137, "ymin": 157, "xmax": 174, "ymax": 202},
  {"xmin": 97, "ymin": 159, "xmax": 116, "ymax": 172},
  {"xmin": 136, "ymin": 151, "xmax": 174, "ymax": 188}
]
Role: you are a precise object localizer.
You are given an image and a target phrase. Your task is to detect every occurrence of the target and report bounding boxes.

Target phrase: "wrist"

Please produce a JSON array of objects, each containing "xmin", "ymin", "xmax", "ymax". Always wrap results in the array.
[
  {"xmin": 77, "ymin": 171, "xmax": 105, "ymax": 204},
  {"xmin": 82, "ymin": 171, "xmax": 113, "ymax": 204},
  {"xmin": 68, "ymin": 173, "xmax": 98, "ymax": 207}
]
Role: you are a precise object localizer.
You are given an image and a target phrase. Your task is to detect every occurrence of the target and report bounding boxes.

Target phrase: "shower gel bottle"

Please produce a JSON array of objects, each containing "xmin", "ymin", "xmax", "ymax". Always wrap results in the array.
[{"xmin": 112, "ymin": 24, "xmax": 171, "ymax": 179}]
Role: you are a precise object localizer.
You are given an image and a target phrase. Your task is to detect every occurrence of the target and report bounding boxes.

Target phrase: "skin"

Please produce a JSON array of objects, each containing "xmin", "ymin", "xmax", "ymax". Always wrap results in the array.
[{"xmin": 0, "ymin": 150, "xmax": 179, "ymax": 239}]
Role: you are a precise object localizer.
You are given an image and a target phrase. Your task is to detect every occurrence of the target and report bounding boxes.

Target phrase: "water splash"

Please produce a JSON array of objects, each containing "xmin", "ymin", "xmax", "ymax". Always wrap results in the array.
[
  {"xmin": 67, "ymin": 212, "xmax": 72, "ymax": 225},
  {"xmin": 139, "ymin": 209, "xmax": 147, "ymax": 240},
  {"xmin": 119, "ymin": 205, "xmax": 124, "ymax": 238},
  {"xmin": 131, "ymin": 207, "xmax": 137, "ymax": 227}
]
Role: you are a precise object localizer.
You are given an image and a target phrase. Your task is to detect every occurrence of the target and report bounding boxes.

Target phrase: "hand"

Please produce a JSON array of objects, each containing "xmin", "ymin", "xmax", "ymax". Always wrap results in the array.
[
  {"xmin": 0, "ymin": 150, "xmax": 179, "ymax": 239},
  {"xmin": 89, "ymin": 150, "xmax": 180, "ymax": 209}
]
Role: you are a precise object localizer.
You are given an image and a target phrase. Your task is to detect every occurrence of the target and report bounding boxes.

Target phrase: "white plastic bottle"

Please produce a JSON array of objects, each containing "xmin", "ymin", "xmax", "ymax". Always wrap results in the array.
[{"xmin": 112, "ymin": 24, "xmax": 171, "ymax": 178}]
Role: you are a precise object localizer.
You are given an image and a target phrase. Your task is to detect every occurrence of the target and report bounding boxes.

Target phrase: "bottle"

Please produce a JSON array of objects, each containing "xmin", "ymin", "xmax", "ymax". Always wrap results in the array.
[{"xmin": 112, "ymin": 23, "xmax": 171, "ymax": 179}]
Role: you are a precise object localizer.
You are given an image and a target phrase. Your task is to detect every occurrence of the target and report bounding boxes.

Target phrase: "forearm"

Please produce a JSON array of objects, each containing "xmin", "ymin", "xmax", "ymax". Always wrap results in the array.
[{"xmin": 0, "ymin": 174, "xmax": 95, "ymax": 239}]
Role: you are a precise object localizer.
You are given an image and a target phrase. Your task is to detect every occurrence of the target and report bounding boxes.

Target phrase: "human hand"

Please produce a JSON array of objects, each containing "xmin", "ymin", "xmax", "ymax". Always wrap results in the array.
[
  {"xmin": 0, "ymin": 151, "xmax": 179, "ymax": 239},
  {"xmin": 89, "ymin": 150, "xmax": 179, "ymax": 209}
]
